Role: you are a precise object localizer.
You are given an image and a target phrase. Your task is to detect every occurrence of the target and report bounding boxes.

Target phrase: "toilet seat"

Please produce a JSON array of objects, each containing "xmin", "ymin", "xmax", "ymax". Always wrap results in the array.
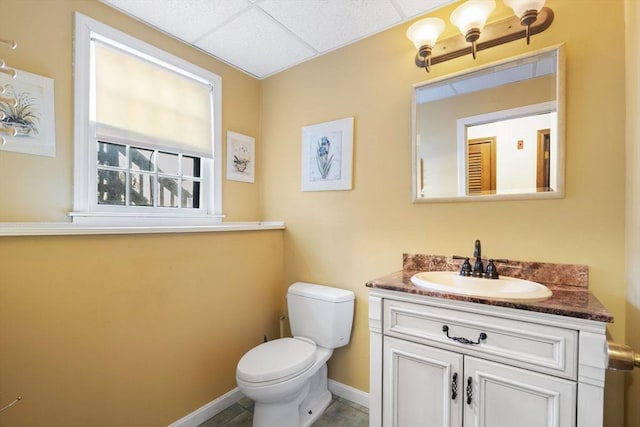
[{"xmin": 236, "ymin": 337, "xmax": 317, "ymax": 383}]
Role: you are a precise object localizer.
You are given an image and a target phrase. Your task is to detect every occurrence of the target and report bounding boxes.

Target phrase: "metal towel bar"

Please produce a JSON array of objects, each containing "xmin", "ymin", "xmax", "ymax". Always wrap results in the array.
[{"xmin": 607, "ymin": 341, "xmax": 640, "ymax": 371}]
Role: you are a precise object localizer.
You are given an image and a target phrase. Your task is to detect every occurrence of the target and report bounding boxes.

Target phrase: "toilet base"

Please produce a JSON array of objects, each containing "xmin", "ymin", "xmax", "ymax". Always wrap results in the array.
[
  {"xmin": 252, "ymin": 381, "xmax": 309, "ymax": 427},
  {"xmin": 298, "ymin": 364, "xmax": 331, "ymax": 427},
  {"xmin": 251, "ymin": 363, "xmax": 332, "ymax": 427}
]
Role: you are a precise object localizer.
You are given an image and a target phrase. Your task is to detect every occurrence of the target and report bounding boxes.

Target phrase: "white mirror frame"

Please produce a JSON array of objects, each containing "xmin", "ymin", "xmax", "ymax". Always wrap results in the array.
[{"xmin": 411, "ymin": 44, "xmax": 565, "ymax": 203}]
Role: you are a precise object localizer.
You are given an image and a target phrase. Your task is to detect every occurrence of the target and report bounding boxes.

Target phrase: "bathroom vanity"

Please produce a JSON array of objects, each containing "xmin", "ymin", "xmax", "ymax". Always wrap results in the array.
[{"xmin": 367, "ymin": 254, "xmax": 613, "ymax": 427}]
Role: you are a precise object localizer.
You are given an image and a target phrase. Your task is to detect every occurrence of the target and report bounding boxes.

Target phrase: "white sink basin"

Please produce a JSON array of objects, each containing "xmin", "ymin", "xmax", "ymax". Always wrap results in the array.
[{"xmin": 410, "ymin": 271, "xmax": 552, "ymax": 300}]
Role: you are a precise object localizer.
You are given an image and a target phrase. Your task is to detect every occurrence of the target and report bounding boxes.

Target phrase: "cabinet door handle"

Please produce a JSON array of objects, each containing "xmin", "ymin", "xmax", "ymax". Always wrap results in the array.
[
  {"xmin": 451, "ymin": 372, "xmax": 458, "ymax": 400},
  {"xmin": 466, "ymin": 376, "xmax": 473, "ymax": 405},
  {"xmin": 442, "ymin": 325, "xmax": 488, "ymax": 345}
]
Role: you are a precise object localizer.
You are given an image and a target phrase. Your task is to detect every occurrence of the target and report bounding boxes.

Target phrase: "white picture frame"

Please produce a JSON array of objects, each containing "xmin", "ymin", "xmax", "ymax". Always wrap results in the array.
[
  {"xmin": 0, "ymin": 68, "xmax": 56, "ymax": 157},
  {"xmin": 226, "ymin": 131, "xmax": 255, "ymax": 183},
  {"xmin": 301, "ymin": 117, "xmax": 354, "ymax": 191}
]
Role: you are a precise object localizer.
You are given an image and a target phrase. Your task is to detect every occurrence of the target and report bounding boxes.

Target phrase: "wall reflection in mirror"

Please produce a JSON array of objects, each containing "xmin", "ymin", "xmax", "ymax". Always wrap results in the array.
[{"xmin": 412, "ymin": 46, "xmax": 564, "ymax": 202}]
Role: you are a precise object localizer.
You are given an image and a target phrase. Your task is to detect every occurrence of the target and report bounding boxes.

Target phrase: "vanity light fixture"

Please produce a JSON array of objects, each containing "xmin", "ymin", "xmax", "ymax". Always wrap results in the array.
[
  {"xmin": 406, "ymin": 17, "xmax": 446, "ymax": 72},
  {"xmin": 407, "ymin": 0, "xmax": 553, "ymax": 72},
  {"xmin": 450, "ymin": 0, "xmax": 496, "ymax": 59}
]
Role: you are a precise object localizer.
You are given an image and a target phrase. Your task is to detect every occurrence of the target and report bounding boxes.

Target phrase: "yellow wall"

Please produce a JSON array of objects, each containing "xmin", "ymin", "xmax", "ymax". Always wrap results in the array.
[
  {"xmin": 0, "ymin": 231, "xmax": 283, "ymax": 426},
  {"xmin": 0, "ymin": 1, "xmax": 283, "ymax": 426},
  {"xmin": 260, "ymin": 0, "xmax": 627, "ymax": 426},
  {"xmin": 625, "ymin": 1, "xmax": 640, "ymax": 426}
]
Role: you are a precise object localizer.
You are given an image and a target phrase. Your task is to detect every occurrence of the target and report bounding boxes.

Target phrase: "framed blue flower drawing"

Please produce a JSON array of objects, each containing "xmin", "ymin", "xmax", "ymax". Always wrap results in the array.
[{"xmin": 301, "ymin": 117, "xmax": 353, "ymax": 191}]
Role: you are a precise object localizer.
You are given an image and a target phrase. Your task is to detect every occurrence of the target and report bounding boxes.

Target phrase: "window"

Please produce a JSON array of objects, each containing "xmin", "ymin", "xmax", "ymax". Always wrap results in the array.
[
  {"xmin": 72, "ymin": 13, "xmax": 222, "ymax": 226},
  {"xmin": 96, "ymin": 142, "xmax": 202, "ymax": 209}
]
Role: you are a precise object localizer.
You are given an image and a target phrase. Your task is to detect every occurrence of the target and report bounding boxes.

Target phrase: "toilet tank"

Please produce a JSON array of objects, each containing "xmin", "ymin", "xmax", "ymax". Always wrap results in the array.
[{"xmin": 287, "ymin": 282, "xmax": 355, "ymax": 349}]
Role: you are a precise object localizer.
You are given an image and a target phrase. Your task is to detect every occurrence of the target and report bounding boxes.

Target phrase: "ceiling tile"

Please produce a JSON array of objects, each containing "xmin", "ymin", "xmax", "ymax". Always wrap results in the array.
[
  {"xmin": 259, "ymin": 0, "xmax": 402, "ymax": 53},
  {"xmin": 394, "ymin": 0, "xmax": 457, "ymax": 19},
  {"xmin": 100, "ymin": 0, "xmax": 456, "ymax": 79},
  {"xmin": 101, "ymin": 0, "xmax": 252, "ymax": 43},
  {"xmin": 195, "ymin": 7, "xmax": 316, "ymax": 79}
]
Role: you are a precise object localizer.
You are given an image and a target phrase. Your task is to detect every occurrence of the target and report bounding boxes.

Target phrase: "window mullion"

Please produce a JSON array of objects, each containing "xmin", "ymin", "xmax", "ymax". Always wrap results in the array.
[
  {"xmin": 125, "ymin": 145, "xmax": 131, "ymax": 207},
  {"xmin": 177, "ymin": 153, "xmax": 183, "ymax": 209},
  {"xmin": 153, "ymin": 149, "xmax": 158, "ymax": 208}
]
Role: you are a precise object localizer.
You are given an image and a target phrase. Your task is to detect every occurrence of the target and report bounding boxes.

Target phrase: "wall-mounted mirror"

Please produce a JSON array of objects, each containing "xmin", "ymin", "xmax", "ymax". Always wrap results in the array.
[{"xmin": 412, "ymin": 45, "xmax": 564, "ymax": 202}]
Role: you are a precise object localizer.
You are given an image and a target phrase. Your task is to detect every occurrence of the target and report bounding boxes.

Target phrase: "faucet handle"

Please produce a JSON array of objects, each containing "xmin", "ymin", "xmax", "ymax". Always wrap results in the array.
[
  {"xmin": 453, "ymin": 256, "xmax": 473, "ymax": 276},
  {"xmin": 485, "ymin": 259, "xmax": 499, "ymax": 279},
  {"xmin": 461, "ymin": 258, "xmax": 472, "ymax": 276}
]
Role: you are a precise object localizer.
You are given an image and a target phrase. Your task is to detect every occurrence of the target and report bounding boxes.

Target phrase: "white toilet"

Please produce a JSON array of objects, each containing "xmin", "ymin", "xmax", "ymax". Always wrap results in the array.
[{"xmin": 235, "ymin": 282, "xmax": 355, "ymax": 427}]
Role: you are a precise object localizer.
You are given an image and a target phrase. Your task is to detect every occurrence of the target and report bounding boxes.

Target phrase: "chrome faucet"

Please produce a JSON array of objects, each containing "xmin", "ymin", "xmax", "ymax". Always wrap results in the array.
[{"xmin": 454, "ymin": 240, "xmax": 508, "ymax": 279}]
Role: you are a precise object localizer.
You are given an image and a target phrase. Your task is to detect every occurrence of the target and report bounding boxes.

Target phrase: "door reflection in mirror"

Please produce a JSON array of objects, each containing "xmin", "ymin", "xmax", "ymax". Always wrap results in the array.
[
  {"xmin": 467, "ymin": 136, "xmax": 496, "ymax": 195},
  {"xmin": 461, "ymin": 107, "xmax": 557, "ymax": 196}
]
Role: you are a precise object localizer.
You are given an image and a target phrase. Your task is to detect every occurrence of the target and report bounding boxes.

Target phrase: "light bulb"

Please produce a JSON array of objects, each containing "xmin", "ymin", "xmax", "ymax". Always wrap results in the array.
[
  {"xmin": 450, "ymin": 0, "xmax": 496, "ymax": 59},
  {"xmin": 407, "ymin": 17, "xmax": 445, "ymax": 72},
  {"xmin": 450, "ymin": 0, "xmax": 496, "ymax": 35},
  {"xmin": 406, "ymin": 17, "xmax": 446, "ymax": 50}
]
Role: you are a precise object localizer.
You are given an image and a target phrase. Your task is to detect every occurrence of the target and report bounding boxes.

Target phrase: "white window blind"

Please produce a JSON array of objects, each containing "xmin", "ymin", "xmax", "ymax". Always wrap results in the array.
[{"xmin": 93, "ymin": 39, "xmax": 214, "ymax": 158}]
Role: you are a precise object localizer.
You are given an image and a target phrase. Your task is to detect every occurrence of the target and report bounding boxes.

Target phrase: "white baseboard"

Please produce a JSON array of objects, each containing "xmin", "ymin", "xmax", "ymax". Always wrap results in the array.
[
  {"xmin": 167, "ymin": 380, "xmax": 369, "ymax": 427},
  {"xmin": 167, "ymin": 387, "xmax": 244, "ymax": 427},
  {"xmin": 328, "ymin": 379, "xmax": 370, "ymax": 409}
]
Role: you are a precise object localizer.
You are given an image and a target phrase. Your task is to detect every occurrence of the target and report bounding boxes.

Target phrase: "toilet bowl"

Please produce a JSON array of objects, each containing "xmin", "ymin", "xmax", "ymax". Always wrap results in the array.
[
  {"xmin": 237, "ymin": 338, "xmax": 333, "ymax": 427},
  {"xmin": 235, "ymin": 282, "xmax": 355, "ymax": 427}
]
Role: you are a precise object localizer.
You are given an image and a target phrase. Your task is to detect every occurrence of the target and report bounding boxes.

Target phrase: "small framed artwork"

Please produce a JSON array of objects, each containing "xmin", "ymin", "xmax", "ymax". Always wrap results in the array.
[
  {"xmin": 301, "ymin": 117, "xmax": 353, "ymax": 191},
  {"xmin": 0, "ymin": 68, "xmax": 56, "ymax": 157},
  {"xmin": 226, "ymin": 131, "xmax": 255, "ymax": 183}
]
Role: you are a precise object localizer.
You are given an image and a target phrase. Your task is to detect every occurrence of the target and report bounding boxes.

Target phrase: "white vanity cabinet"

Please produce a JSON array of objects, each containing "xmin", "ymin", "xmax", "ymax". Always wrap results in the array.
[{"xmin": 369, "ymin": 290, "xmax": 609, "ymax": 427}]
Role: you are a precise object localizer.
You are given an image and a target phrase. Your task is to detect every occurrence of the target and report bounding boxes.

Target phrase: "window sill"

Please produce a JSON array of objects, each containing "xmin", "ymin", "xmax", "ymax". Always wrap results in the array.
[{"xmin": 0, "ymin": 221, "xmax": 285, "ymax": 236}]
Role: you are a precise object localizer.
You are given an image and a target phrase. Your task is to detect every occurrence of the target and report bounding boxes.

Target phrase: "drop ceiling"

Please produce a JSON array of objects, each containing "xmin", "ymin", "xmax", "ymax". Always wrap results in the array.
[{"xmin": 100, "ymin": 0, "xmax": 456, "ymax": 79}]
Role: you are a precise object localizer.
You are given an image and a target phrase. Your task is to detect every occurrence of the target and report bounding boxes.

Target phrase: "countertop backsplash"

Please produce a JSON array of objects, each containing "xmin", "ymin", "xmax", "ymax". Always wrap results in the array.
[{"xmin": 401, "ymin": 253, "xmax": 589, "ymax": 288}]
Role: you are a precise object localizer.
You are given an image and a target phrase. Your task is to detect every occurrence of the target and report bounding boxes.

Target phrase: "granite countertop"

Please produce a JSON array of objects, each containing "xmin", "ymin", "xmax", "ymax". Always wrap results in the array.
[{"xmin": 366, "ymin": 254, "xmax": 614, "ymax": 323}]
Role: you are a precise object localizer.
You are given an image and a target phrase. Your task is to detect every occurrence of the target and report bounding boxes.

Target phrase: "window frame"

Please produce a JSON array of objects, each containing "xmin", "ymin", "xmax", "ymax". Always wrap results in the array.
[{"xmin": 72, "ymin": 13, "xmax": 222, "ymax": 226}]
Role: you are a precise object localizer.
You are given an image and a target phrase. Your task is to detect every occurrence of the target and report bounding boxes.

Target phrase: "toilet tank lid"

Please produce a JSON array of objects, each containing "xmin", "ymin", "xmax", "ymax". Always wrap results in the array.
[{"xmin": 288, "ymin": 282, "xmax": 355, "ymax": 302}]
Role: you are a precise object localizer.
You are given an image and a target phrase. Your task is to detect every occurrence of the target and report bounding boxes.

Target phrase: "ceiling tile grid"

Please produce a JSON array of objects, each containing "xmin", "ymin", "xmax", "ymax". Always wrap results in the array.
[
  {"xmin": 195, "ymin": 6, "xmax": 317, "ymax": 78},
  {"xmin": 103, "ymin": 0, "xmax": 252, "ymax": 44},
  {"xmin": 258, "ymin": 0, "xmax": 402, "ymax": 53},
  {"xmin": 394, "ymin": 0, "xmax": 456, "ymax": 19},
  {"xmin": 101, "ymin": 0, "xmax": 456, "ymax": 79}
]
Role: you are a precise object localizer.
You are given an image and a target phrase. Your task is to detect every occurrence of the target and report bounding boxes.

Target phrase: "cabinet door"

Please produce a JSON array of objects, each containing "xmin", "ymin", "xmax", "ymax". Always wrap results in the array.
[
  {"xmin": 463, "ymin": 356, "xmax": 576, "ymax": 427},
  {"xmin": 383, "ymin": 336, "xmax": 463, "ymax": 427}
]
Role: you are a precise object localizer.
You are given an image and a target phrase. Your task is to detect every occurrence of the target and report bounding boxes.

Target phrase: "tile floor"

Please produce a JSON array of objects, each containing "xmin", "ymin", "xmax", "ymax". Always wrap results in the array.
[{"xmin": 198, "ymin": 395, "xmax": 368, "ymax": 427}]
